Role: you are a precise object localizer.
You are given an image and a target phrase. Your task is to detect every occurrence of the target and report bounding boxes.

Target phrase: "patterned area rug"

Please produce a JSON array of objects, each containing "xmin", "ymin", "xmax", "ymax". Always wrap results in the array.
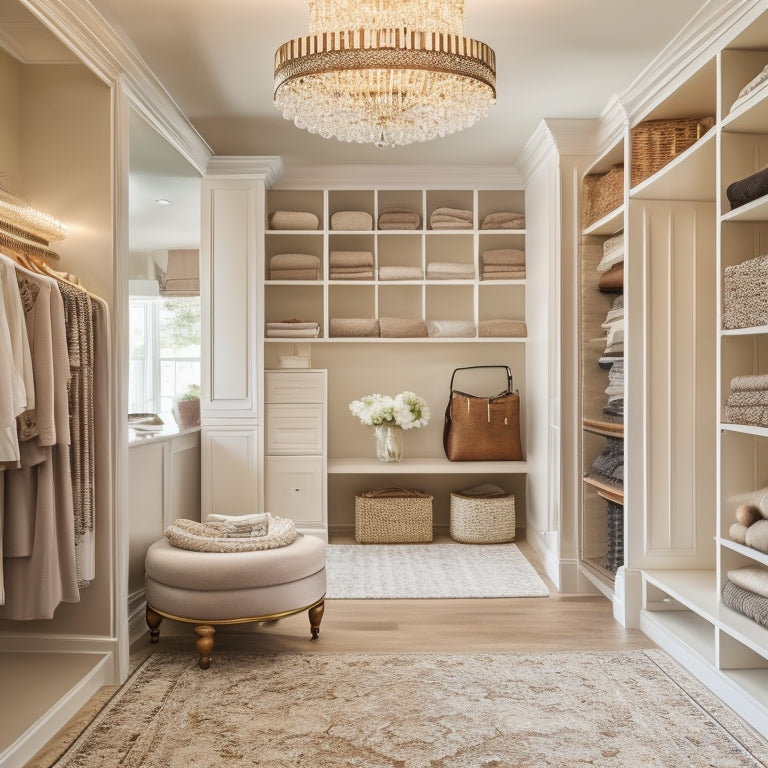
[
  {"xmin": 324, "ymin": 543, "xmax": 550, "ymax": 598},
  {"xmin": 53, "ymin": 650, "xmax": 767, "ymax": 768}
]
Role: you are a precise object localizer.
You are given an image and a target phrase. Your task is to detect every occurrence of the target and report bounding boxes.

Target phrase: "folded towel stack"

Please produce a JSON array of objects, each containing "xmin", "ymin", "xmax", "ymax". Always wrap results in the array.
[
  {"xmin": 604, "ymin": 500, "xmax": 624, "ymax": 573},
  {"xmin": 266, "ymin": 320, "xmax": 320, "ymax": 338},
  {"xmin": 207, "ymin": 513, "xmax": 269, "ymax": 538},
  {"xmin": 268, "ymin": 210, "xmax": 319, "ymax": 230},
  {"xmin": 329, "ymin": 318, "xmax": 380, "ymax": 337},
  {"xmin": 329, "ymin": 250, "xmax": 374, "ymax": 280},
  {"xmin": 426, "ymin": 261, "xmax": 475, "ymax": 280},
  {"xmin": 722, "ymin": 253, "xmax": 768, "ymax": 330},
  {"xmin": 430, "ymin": 207, "xmax": 473, "ymax": 229},
  {"xmin": 269, "ymin": 253, "xmax": 321, "ymax": 280},
  {"xmin": 378, "ymin": 208, "xmax": 421, "ymax": 230},
  {"xmin": 603, "ymin": 359, "xmax": 624, "ymax": 420},
  {"xmin": 379, "ymin": 317, "xmax": 428, "ymax": 337},
  {"xmin": 478, "ymin": 319, "xmax": 527, "ymax": 337},
  {"xmin": 587, "ymin": 436, "xmax": 624, "ymax": 489},
  {"xmin": 725, "ymin": 373, "xmax": 768, "ymax": 426},
  {"xmin": 480, "ymin": 211, "xmax": 526, "ymax": 230},
  {"xmin": 330, "ymin": 210, "xmax": 373, "ymax": 231},
  {"xmin": 378, "ymin": 265, "xmax": 424, "ymax": 281},
  {"xmin": 481, "ymin": 248, "xmax": 526, "ymax": 280},
  {"xmin": 722, "ymin": 566, "xmax": 768, "ymax": 629},
  {"xmin": 597, "ymin": 233, "xmax": 624, "ymax": 273},
  {"xmin": 427, "ymin": 319, "xmax": 476, "ymax": 337},
  {"xmin": 599, "ymin": 294, "xmax": 624, "ymax": 368}
]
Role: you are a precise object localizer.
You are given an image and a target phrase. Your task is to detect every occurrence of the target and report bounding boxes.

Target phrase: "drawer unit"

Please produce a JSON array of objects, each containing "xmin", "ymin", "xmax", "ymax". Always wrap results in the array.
[{"xmin": 264, "ymin": 369, "xmax": 328, "ymax": 540}]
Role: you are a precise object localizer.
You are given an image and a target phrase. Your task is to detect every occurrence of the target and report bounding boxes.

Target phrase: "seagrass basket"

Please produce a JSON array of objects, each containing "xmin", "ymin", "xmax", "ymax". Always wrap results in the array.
[
  {"xmin": 449, "ymin": 492, "xmax": 516, "ymax": 544},
  {"xmin": 354, "ymin": 488, "xmax": 433, "ymax": 543},
  {"xmin": 630, "ymin": 116, "xmax": 715, "ymax": 187},
  {"xmin": 582, "ymin": 165, "xmax": 624, "ymax": 227}
]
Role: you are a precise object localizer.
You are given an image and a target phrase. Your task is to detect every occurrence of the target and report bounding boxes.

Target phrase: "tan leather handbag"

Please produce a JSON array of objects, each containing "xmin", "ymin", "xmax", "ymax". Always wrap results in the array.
[{"xmin": 443, "ymin": 365, "xmax": 523, "ymax": 461}]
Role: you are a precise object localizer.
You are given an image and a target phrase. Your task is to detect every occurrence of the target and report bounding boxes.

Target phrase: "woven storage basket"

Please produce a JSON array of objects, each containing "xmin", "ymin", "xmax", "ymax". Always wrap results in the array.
[
  {"xmin": 630, "ymin": 116, "xmax": 714, "ymax": 187},
  {"xmin": 582, "ymin": 165, "xmax": 624, "ymax": 227},
  {"xmin": 723, "ymin": 254, "xmax": 768, "ymax": 330},
  {"xmin": 449, "ymin": 492, "xmax": 515, "ymax": 544},
  {"xmin": 354, "ymin": 489, "xmax": 433, "ymax": 543}
]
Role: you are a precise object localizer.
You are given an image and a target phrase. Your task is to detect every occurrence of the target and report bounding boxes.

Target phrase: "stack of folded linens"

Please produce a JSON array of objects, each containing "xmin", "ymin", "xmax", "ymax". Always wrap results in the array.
[
  {"xmin": 587, "ymin": 436, "xmax": 624, "ymax": 490},
  {"xmin": 268, "ymin": 211, "xmax": 319, "ymax": 230},
  {"xmin": 329, "ymin": 318, "xmax": 380, "ymax": 337},
  {"xmin": 599, "ymin": 294, "xmax": 624, "ymax": 368},
  {"xmin": 207, "ymin": 513, "xmax": 269, "ymax": 538},
  {"xmin": 727, "ymin": 166, "xmax": 768, "ymax": 210},
  {"xmin": 724, "ymin": 373, "xmax": 768, "ymax": 427},
  {"xmin": 379, "ymin": 317, "xmax": 428, "ymax": 338},
  {"xmin": 604, "ymin": 500, "xmax": 624, "ymax": 573},
  {"xmin": 330, "ymin": 210, "xmax": 373, "ymax": 230},
  {"xmin": 481, "ymin": 248, "xmax": 526, "ymax": 280},
  {"xmin": 427, "ymin": 320, "xmax": 476, "ymax": 338},
  {"xmin": 603, "ymin": 359, "xmax": 624, "ymax": 421},
  {"xmin": 378, "ymin": 265, "xmax": 424, "ymax": 281},
  {"xmin": 426, "ymin": 261, "xmax": 475, "ymax": 280},
  {"xmin": 480, "ymin": 211, "xmax": 526, "ymax": 230},
  {"xmin": 377, "ymin": 208, "xmax": 421, "ymax": 230},
  {"xmin": 598, "ymin": 233, "xmax": 624, "ymax": 273},
  {"xmin": 329, "ymin": 251, "xmax": 374, "ymax": 280},
  {"xmin": 430, "ymin": 207, "xmax": 473, "ymax": 229},
  {"xmin": 265, "ymin": 320, "xmax": 320, "ymax": 338},
  {"xmin": 268, "ymin": 253, "xmax": 321, "ymax": 280},
  {"xmin": 478, "ymin": 319, "xmax": 527, "ymax": 337},
  {"xmin": 722, "ymin": 566, "xmax": 768, "ymax": 630}
]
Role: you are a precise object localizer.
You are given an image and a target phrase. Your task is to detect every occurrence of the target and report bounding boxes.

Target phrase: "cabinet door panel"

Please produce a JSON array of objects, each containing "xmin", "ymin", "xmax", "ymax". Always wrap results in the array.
[
  {"xmin": 265, "ymin": 456, "xmax": 324, "ymax": 524},
  {"xmin": 201, "ymin": 427, "xmax": 260, "ymax": 517}
]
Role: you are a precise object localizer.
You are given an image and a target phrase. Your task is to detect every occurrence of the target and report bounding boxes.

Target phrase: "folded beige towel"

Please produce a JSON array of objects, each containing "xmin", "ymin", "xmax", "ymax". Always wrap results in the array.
[
  {"xmin": 329, "ymin": 318, "xmax": 380, "ymax": 337},
  {"xmin": 379, "ymin": 317, "xmax": 428, "ymax": 337},
  {"xmin": 427, "ymin": 320, "xmax": 476, "ymax": 337},
  {"xmin": 482, "ymin": 270, "xmax": 527, "ymax": 280},
  {"xmin": 331, "ymin": 210, "xmax": 373, "ymax": 231},
  {"xmin": 482, "ymin": 248, "xmax": 526, "ymax": 267},
  {"xmin": 267, "ymin": 321, "xmax": 319, "ymax": 330},
  {"xmin": 431, "ymin": 206, "xmax": 473, "ymax": 222},
  {"xmin": 268, "ymin": 211, "xmax": 319, "ymax": 230},
  {"xmin": 426, "ymin": 261, "xmax": 475, "ymax": 279},
  {"xmin": 480, "ymin": 211, "xmax": 526, "ymax": 229},
  {"xmin": 270, "ymin": 269, "xmax": 320, "ymax": 280},
  {"xmin": 329, "ymin": 269, "xmax": 374, "ymax": 280},
  {"xmin": 378, "ymin": 265, "xmax": 424, "ymax": 280},
  {"xmin": 266, "ymin": 328, "xmax": 321, "ymax": 337},
  {"xmin": 731, "ymin": 374, "xmax": 768, "ymax": 392},
  {"xmin": 329, "ymin": 250, "xmax": 374, "ymax": 268},
  {"xmin": 270, "ymin": 253, "xmax": 321, "ymax": 270},
  {"xmin": 479, "ymin": 319, "xmax": 527, "ymax": 337},
  {"xmin": 378, "ymin": 208, "xmax": 421, "ymax": 229},
  {"xmin": 729, "ymin": 565, "xmax": 768, "ymax": 599},
  {"xmin": 482, "ymin": 264, "xmax": 527, "ymax": 274}
]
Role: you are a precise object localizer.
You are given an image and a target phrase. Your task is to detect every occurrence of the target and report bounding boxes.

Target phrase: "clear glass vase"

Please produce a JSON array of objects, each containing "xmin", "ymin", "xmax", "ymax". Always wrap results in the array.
[{"xmin": 374, "ymin": 424, "xmax": 403, "ymax": 463}]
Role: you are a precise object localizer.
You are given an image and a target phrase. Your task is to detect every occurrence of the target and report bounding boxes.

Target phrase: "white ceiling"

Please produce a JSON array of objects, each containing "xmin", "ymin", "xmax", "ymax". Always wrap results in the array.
[{"xmin": 85, "ymin": 0, "xmax": 711, "ymax": 166}]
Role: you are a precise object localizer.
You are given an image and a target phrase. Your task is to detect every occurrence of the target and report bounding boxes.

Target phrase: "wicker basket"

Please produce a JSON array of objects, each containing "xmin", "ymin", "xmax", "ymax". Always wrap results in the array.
[
  {"xmin": 354, "ymin": 488, "xmax": 433, "ymax": 543},
  {"xmin": 449, "ymin": 492, "xmax": 515, "ymax": 544},
  {"xmin": 630, "ymin": 116, "xmax": 715, "ymax": 187},
  {"xmin": 723, "ymin": 254, "xmax": 768, "ymax": 330},
  {"xmin": 582, "ymin": 165, "xmax": 624, "ymax": 227}
]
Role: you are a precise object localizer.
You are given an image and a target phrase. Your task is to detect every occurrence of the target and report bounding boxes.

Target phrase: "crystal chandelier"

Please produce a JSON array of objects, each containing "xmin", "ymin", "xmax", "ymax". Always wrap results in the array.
[{"xmin": 273, "ymin": 0, "xmax": 496, "ymax": 148}]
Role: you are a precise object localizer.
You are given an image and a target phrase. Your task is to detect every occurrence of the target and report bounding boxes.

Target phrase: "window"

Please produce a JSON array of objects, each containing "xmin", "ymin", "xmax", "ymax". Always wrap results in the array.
[{"xmin": 129, "ymin": 296, "xmax": 201, "ymax": 417}]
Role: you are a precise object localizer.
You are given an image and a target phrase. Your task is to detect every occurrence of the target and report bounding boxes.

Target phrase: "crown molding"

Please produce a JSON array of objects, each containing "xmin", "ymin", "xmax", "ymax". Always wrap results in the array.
[
  {"xmin": 205, "ymin": 156, "xmax": 285, "ymax": 187},
  {"xmin": 273, "ymin": 163, "xmax": 523, "ymax": 189},
  {"xmin": 619, "ymin": 0, "xmax": 762, "ymax": 122},
  {"xmin": 19, "ymin": 0, "xmax": 212, "ymax": 175}
]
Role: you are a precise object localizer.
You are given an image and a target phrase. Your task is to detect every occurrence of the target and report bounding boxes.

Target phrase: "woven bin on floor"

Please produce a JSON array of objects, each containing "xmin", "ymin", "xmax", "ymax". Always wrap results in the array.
[
  {"xmin": 722, "ymin": 253, "xmax": 768, "ymax": 330},
  {"xmin": 582, "ymin": 165, "xmax": 624, "ymax": 227},
  {"xmin": 354, "ymin": 489, "xmax": 433, "ymax": 543},
  {"xmin": 449, "ymin": 492, "xmax": 515, "ymax": 544},
  {"xmin": 630, "ymin": 116, "xmax": 715, "ymax": 187}
]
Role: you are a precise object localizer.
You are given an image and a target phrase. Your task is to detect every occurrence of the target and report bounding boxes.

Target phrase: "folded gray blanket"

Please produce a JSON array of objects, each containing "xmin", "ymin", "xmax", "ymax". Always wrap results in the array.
[
  {"xmin": 721, "ymin": 579, "xmax": 768, "ymax": 630},
  {"xmin": 329, "ymin": 318, "xmax": 380, "ymax": 337},
  {"xmin": 268, "ymin": 210, "xmax": 319, "ymax": 230},
  {"xmin": 379, "ymin": 317, "xmax": 428, "ymax": 337},
  {"xmin": 727, "ymin": 166, "xmax": 768, "ymax": 209}
]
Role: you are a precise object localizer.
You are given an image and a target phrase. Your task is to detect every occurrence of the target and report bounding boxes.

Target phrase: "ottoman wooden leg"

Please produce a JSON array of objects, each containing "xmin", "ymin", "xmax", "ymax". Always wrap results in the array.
[
  {"xmin": 308, "ymin": 599, "xmax": 324, "ymax": 640},
  {"xmin": 194, "ymin": 625, "xmax": 216, "ymax": 669},
  {"xmin": 146, "ymin": 606, "xmax": 163, "ymax": 643}
]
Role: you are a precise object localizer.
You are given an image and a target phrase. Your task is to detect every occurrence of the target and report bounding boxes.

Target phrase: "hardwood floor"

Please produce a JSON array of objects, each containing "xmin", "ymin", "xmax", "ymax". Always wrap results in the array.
[{"xmin": 23, "ymin": 537, "xmax": 653, "ymax": 767}]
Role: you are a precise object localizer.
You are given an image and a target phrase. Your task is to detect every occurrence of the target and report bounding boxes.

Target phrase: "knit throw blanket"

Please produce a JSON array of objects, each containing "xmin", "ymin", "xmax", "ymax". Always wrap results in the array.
[{"xmin": 165, "ymin": 515, "xmax": 297, "ymax": 552}]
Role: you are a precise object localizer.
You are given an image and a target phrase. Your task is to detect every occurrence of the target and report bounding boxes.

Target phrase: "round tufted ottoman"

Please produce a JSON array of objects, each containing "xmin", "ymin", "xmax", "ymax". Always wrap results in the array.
[{"xmin": 145, "ymin": 533, "xmax": 326, "ymax": 668}]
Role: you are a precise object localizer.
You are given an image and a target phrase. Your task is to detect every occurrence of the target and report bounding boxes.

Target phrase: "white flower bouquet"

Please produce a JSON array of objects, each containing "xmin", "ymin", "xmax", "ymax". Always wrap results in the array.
[{"xmin": 349, "ymin": 391, "xmax": 430, "ymax": 430}]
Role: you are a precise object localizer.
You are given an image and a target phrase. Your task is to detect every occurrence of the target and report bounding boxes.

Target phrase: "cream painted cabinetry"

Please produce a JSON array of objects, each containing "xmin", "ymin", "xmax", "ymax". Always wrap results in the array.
[{"xmin": 264, "ymin": 369, "xmax": 328, "ymax": 540}]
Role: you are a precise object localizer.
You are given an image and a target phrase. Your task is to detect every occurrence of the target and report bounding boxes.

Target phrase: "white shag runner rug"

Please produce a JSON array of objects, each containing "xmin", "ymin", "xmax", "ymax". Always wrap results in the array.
[{"xmin": 324, "ymin": 543, "xmax": 550, "ymax": 598}]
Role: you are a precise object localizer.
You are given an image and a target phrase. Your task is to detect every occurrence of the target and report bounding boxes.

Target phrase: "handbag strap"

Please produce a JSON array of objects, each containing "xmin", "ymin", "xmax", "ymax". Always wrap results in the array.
[
  {"xmin": 359, "ymin": 488, "xmax": 430, "ymax": 498},
  {"xmin": 449, "ymin": 365, "xmax": 513, "ymax": 394}
]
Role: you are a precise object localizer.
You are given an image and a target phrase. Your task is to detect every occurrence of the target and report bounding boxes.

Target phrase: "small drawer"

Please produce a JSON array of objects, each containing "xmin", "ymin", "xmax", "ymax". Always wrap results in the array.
[
  {"xmin": 265, "ymin": 455, "xmax": 324, "ymax": 525},
  {"xmin": 266, "ymin": 404, "xmax": 324, "ymax": 453},
  {"xmin": 265, "ymin": 370, "xmax": 325, "ymax": 403}
]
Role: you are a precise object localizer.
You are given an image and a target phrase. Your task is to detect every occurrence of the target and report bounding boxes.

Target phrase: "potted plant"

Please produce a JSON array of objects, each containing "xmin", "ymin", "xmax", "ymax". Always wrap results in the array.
[{"xmin": 172, "ymin": 383, "xmax": 200, "ymax": 429}]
